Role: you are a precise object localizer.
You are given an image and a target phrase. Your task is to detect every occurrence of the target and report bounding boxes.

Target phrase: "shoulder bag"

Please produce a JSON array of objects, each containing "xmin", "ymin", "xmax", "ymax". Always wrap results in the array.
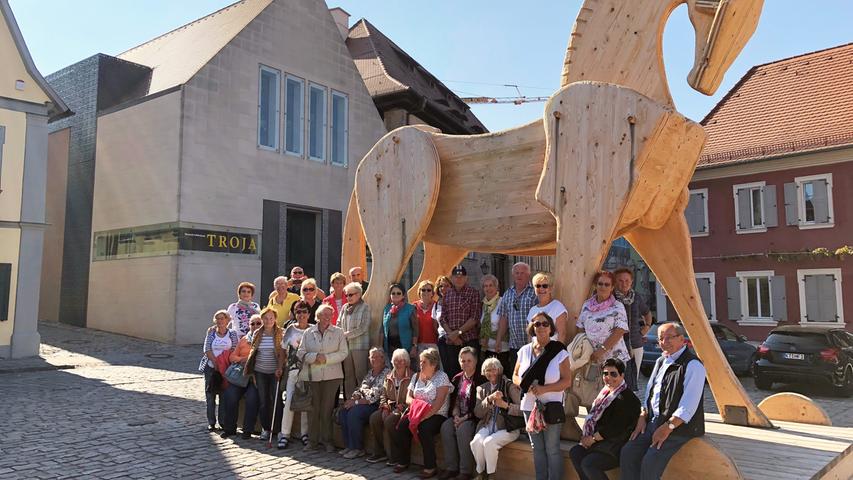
[
  {"xmin": 290, "ymin": 355, "xmax": 313, "ymax": 412},
  {"xmin": 224, "ymin": 362, "xmax": 250, "ymax": 388}
]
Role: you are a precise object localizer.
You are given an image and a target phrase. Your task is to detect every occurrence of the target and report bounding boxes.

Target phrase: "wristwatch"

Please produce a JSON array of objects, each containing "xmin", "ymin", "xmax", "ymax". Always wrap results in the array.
[
  {"xmin": 667, "ymin": 421, "xmax": 676, "ymax": 430},
  {"xmin": 457, "ymin": 330, "xmax": 463, "ymax": 337}
]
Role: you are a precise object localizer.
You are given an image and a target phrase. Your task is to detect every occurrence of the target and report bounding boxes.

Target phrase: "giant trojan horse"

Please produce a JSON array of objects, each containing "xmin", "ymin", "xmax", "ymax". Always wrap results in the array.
[{"xmin": 342, "ymin": 0, "xmax": 800, "ymax": 432}]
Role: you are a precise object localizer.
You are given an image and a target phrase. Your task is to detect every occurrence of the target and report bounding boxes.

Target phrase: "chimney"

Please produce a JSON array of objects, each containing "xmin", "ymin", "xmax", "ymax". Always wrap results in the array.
[{"xmin": 329, "ymin": 7, "xmax": 350, "ymax": 41}]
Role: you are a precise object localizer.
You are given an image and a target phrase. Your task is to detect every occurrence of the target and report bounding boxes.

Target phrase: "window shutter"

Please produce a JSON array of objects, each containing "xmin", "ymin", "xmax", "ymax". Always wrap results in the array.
[
  {"xmin": 726, "ymin": 277, "xmax": 741, "ymax": 320},
  {"xmin": 817, "ymin": 274, "xmax": 837, "ymax": 322},
  {"xmin": 770, "ymin": 275, "xmax": 786, "ymax": 322},
  {"xmin": 685, "ymin": 192, "xmax": 704, "ymax": 234},
  {"xmin": 0, "ymin": 263, "xmax": 10, "ymax": 321},
  {"xmin": 812, "ymin": 179, "xmax": 830, "ymax": 223},
  {"xmin": 803, "ymin": 275, "xmax": 819, "ymax": 322},
  {"xmin": 696, "ymin": 277, "xmax": 713, "ymax": 319},
  {"xmin": 736, "ymin": 188, "xmax": 751, "ymax": 229},
  {"xmin": 763, "ymin": 185, "xmax": 778, "ymax": 227},
  {"xmin": 783, "ymin": 182, "xmax": 798, "ymax": 225}
]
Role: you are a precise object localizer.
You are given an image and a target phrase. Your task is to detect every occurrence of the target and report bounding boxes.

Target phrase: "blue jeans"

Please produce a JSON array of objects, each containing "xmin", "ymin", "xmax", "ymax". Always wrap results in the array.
[
  {"xmin": 203, "ymin": 365, "xmax": 226, "ymax": 427},
  {"xmin": 337, "ymin": 403, "xmax": 378, "ymax": 450},
  {"xmin": 619, "ymin": 418, "xmax": 693, "ymax": 480},
  {"xmin": 523, "ymin": 411, "xmax": 563, "ymax": 480},
  {"xmin": 569, "ymin": 445, "xmax": 618, "ymax": 480},
  {"xmin": 254, "ymin": 371, "xmax": 278, "ymax": 432},
  {"xmin": 222, "ymin": 382, "xmax": 259, "ymax": 433}
]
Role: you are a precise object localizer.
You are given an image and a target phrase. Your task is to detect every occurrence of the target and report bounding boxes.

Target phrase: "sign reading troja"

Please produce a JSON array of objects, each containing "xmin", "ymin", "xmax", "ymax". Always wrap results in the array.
[{"xmin": 93, "ymin": 223, "xmax": 259, "ymax": 260}]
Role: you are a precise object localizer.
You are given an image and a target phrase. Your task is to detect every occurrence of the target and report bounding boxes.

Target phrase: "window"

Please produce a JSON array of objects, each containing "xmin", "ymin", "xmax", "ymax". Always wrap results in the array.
[
  {"xmin": 784, "ymin": 174, "xmax": 834, "ymax": 229},
  {"xmin": 727, "ymin": 271, "xmax": 786, "ymax": 325},
  {"xmin": 258, "ymin": 66, "xmax": 280, "ymax": 150},
  {"xmin": 797, "ymin": 268, "xmax": 843, "ymax": 325},
  {"xmin": 695, "ymin": 272, "xmax": 716, "ymax": 322},
  {"xmin": 733, "ymin": 181, "xmax": 777, "ymax": 233},
  {"xmin": 0, "ymin": 263, "xmax": 10, "ymax": 321},
  {"xmin": 308, "ymin": 83, "xmax": 327, "ymax": 161},
  {"xmin": 94, "ymin": 224, "xmax": 180, "ymax": 260},
  {"xmin": 284, "ymin": 75, "xmax": 304, "ymax": 156},
  {"xmin": 685, "ymin": 188, "xmax": 709, "ymax": 236},
  {"xmin": 330, "ymin": 91, "xmax": 348, "ymax": 166}
]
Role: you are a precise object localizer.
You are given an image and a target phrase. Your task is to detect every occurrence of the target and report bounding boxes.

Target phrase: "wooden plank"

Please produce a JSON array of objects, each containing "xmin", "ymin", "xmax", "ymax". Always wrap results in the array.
[
  {"xmin": 811, "ymin": 444, "xmax": 853, "ymax": 480},
  {"xmin": 758, "ymin": 392, "xmax": 833, "ymax": 426}
]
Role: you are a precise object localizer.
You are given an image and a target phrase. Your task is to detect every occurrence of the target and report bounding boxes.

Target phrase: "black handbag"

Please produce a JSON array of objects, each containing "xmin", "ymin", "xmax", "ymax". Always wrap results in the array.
[
  {"xmin": 498, "ymin": 380, "xmax": 526, "ymax": 432},
  {"xmin": 542, "ymin": 401, "xmax": 566, "ymax": 424}
]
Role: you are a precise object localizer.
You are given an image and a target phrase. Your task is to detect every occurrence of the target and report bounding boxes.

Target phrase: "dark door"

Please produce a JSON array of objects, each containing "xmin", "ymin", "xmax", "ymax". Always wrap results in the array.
[{"xmin": 286, "ymin": 209, "xmax": 319, "ymax": 279}]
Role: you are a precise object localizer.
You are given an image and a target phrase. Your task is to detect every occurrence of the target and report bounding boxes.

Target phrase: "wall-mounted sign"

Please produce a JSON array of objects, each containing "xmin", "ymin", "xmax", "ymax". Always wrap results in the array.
[{"xmin": 180, "ymin": 229, "xmax": 258, "ymax": 255}]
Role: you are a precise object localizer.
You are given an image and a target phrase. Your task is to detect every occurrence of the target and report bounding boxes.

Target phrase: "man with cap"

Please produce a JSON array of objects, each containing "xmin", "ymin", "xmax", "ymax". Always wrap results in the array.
[{"xmin": 438, "ymin": 264, "xmax": 482, "ymax": 378}]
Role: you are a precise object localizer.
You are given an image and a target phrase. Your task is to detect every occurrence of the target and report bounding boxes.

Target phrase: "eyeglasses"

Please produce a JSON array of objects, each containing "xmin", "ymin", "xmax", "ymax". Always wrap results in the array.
[
  {"xmin": 345, "ymin": 292, "xmax": 359, "ymax": 297},
  {"xmin": 250, "ymin": 322, "xmax": 262, "ymax": 327},
  {"xmin": 302, "ymin": 287, "xmax": 315, "ymax": 292},
  {"xmin": 513, "ymin": 300, "xmax": 519, "ymax": 311},
  {"xmin": 295, "ymin": 310, "xmax": 309, "ymax": 315},
  {"xmin": 292, "ymin": 271, "xmax": 304, "ymax": 275},
  {"xmin": 534, "ymin": 284, "xmax": 549, "ymax": 289},
  {"xmin": 532, "ymin": 321, "xmax": 550, "ymax": 328},
  {"xmin": 659, "ymin": 334, "xmax": 682, "ymax": 342},
  {"xmin": 602, "ymin": 370, "xmax": 620, "ymax": 378},
  {"xmin": 390, "ymin": 291, "xmax": 404, "ymax": 296},
  {"xmin": 596, "ymin": 282, "xmax": 612, "ymax": 287},
  {"xmin": 420, "ymin": 288, "xmax": 433, "ymax": 293}
]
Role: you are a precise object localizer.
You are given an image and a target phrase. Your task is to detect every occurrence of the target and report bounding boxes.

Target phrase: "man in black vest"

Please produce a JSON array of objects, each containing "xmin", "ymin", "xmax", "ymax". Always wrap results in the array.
[{"xmin": 619, "ymin": 322, "xmax": 706, "ymax": 480}]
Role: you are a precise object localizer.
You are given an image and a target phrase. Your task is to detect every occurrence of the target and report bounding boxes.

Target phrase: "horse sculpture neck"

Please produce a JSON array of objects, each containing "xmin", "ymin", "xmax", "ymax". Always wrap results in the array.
[{"xmin": 560, "ymin": 0, "xmax": 684, "ymax": 107}]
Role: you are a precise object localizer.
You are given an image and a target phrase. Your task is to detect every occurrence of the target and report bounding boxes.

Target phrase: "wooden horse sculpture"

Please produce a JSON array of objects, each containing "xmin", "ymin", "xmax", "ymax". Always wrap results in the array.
[{"xmin": 343, "ymin": 0, "xmax": 774, "ymax": 429}]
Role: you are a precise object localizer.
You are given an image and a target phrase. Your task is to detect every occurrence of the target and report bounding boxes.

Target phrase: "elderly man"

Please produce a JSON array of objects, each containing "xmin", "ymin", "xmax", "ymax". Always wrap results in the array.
[
  {"xmin": 614, "ymin": 268, "xmax": 652, "ymax": 389},
  {"xmin": 288, "ymin": 266, "xmax": 306, "ymax": 294},
  {"xmin": 348, "ymin": 266, "xmax": 369, "ymax": 293},
  {"xmin": 438, "ymin": 264, "xmax": 482, "ymax": 378},
  {"xmin": 495, "ymin": 262, "xmax": 536, "ymax": 371},
  {"xmin": 620, "ymin": 322, "xmax": 706, "ymax": 480},
  {"xmin": 267, "ymin": 276, "xmax": 300, "ymax": 327}
]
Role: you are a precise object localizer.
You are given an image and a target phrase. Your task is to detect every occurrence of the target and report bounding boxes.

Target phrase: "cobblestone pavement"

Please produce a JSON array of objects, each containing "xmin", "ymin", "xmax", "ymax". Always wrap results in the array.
[{"xmin": 0, "ymin": 322, "xmax": 850, "ymax": 479}]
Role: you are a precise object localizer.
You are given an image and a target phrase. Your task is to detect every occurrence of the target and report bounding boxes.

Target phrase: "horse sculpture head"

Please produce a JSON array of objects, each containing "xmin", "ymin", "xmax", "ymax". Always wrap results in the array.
[{"xmin": 686, "ymin": 0, "xmax": 764, "ymax": 95}]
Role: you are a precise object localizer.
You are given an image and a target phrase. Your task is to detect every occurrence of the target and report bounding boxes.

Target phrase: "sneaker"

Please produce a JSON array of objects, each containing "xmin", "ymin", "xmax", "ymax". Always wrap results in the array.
[
  {"xmin": 220, "ymin": 430, "xmax": 235, "ymax": 439},
  {"xmin": 277, "ymin": 436, "xmax": 290, "ymax": 449},
  {"xmin": 259, "ymin": 430, "xmax": 270, "ymax": 441},
  {"xmin": 208, "ymin": 425, "xmax": 218, "ymax": 432},
  {"xmin": 366, "ymin": 454, "xmax": 387, "ymax": 463},
  {"xmin": 240, "ymin": 431, "xmax": 252, "ymax": 440},
  {"xmin": 344, "ymin": 449, "xmax": 365, "ymax": 459},
  {"xmin": 338, "ymin": 448, "xmax": 351, "ymax": 456}
]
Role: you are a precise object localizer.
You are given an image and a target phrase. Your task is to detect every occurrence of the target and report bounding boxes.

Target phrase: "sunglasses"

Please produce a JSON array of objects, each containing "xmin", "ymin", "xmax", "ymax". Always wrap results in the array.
[
  {"xmin": 302, "ymin": 287, "xmax": 315, "ymax": 292},
  {"xmin": 420, "ymin": 288, "xmax": 433, "ymax": 293},
  {"xmin": 535, "ymin": 284, "xmax": 549, "ymax": 289},
  {"xmin": 597, "ymin": 282, "xmax": 612, "ymax": 287},
  {"xmin": 532, "ymin": 321, "xmax": 550, "ymax": 328},
  {"xmin": 292, "ymin": 271, "xmax": 304, "ymax": 275},
  {"xmin": 390, "ymin": 291, "xmax": 404, "ymax": 296},
  {"xmin": 345, "ymin": 292, "xmax": 359, "ymax": 297},
  {"xmin": 250, "ymin": 322, "xmax": 262, "ymax": 327},
  {"xmin": 513, "ymin": 300, "xmax": 519, "ymax": 311},
  {"xmin": 602, "ymin": 370, "xmax": 620, "ymax": 378},
  {"xmin": 295, "ymin": 310, "xmax": 309, "ymax": 315}
]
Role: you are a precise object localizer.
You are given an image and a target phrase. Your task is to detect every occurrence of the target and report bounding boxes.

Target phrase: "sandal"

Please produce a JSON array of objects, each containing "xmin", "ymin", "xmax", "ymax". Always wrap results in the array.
[
  {"xmin": 300, "ymin": 434, "xmax": 309, "ymax": 446},
  {"xmin": 419, "ymin": 469, "xmax": 437, "ymax": 479},
  {"xmin": 277, "ymin": 436, "xmax": 289, "ymax": 449}
]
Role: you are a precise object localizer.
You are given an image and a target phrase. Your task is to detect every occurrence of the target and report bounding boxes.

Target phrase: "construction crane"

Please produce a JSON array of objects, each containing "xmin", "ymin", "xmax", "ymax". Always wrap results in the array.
[{"xmin": 460, "ymin": 84, "xmax": 549, "ymax": 105}]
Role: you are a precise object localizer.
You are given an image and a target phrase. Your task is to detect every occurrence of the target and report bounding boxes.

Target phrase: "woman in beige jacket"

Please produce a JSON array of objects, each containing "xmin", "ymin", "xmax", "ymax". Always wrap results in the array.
[
  {"xmin": 470, "ymin": 357, "xmax": 524, "ymax": 479},
  {"xmin": 297, "ymin": 304, "xmax": 349, "ymax": 453},
  {"xmin": 337, "ymin": 282, "xmax": 372, "ymax": 396}
]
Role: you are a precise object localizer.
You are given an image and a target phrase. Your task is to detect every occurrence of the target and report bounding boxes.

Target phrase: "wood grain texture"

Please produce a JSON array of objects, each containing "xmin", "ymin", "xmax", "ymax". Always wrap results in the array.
[
  {"xmin": 406, "ymin": 241, "xmax": 468, "ymax": 302},
  {"xmin": 758, "ymin": 392, "xmax": 833, "ymax": 426},
  {"xmin": 340, "ymin": 191, "xmax": 366, "ymax": 280}
]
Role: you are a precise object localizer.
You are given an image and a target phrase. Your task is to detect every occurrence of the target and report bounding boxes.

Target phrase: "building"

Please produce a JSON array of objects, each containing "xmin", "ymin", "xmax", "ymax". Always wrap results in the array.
[
  {"xmin": 658, "ymin": 43, "xmax": 853, "ymax": 339},
  {"xmin": 0, "ymin": 0, "xmax": 69, "ymax": 357}
]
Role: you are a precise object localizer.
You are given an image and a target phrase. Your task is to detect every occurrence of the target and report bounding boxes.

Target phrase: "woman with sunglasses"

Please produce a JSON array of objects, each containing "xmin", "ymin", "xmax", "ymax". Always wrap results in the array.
[
  {"xmin": 414, "ymin": 280, "xmax": 440, "ymax": 357},
  {"xmin": 569, "ymin": 358, "xmax": 639, "ymax": 480},
  {"xmin": 290, "ymin": 278, "xmax": 321, "ymax": 324},
  {"xmin": 338, "ymin": 282, "xmax": 371, "ymax": 396},
  {"xmin": 221, "ymin": 315, "xmax": 263, "ymax": 439},
  {"xmin": 227, "ymin": 281, "xmax": 260, "ymax": 338},
  {"xmin": 277, "ymin": 301, "xmax": 312, "ymax": 449},
  {"xmin": 513, "ymin": 313, "xmax": 571, "ymax": 480},
  {"xmin": 381, "ymin": 283, "xmax": 419, "ymax": 361},
  {"xmin": 526, "ymin": 272, "xmax": 569, "ymax": 345},
  {"xmin": 576, "ymin": 271, "xmax": 631, "ymax": 366}
]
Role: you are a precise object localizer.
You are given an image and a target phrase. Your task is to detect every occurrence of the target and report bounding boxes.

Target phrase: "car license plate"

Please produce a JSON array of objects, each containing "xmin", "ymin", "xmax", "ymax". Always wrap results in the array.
[{"xmin": 784, "ymin": 353, "xmax": 805, "ymax": 360}]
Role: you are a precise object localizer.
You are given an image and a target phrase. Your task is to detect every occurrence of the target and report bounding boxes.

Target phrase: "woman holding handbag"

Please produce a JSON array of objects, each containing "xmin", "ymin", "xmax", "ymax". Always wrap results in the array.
[
  {"xmin": 513, "ymin": 313, "xmax": 572, "ymax": 480},
  {"xmin": 221, "ymin": 317, "xmax": 262, "ymax": 439},
  {"xmin": 470, "ymin": 357, "xmax": 524, "ymax": 480},
  {"xmin": 198, "ymin": 310, "xmax": 238, "ymax": 432},
  {"xmin": 366, "ymin": 348, "xmax": 413, "ymax": 465},
  {"xmin": 277, "ymin": 301, "xmax": 312, "ymax": 449}
]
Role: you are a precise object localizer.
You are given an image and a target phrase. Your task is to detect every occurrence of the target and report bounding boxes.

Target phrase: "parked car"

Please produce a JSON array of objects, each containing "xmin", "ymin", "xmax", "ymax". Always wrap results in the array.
[
  {"xmin": 753, "ymin": 326, "xmax": 853, "ymax": 397},
  {"xmin": 641, "ymin": 322, "xmax": 757, "ymax": 376}
]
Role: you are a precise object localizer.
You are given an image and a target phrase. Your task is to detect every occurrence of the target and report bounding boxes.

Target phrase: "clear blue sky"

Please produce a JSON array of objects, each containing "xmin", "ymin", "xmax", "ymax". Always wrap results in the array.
[{"xmin": 10, "ymin": 0, "xmax": 853, "ymax": 132}]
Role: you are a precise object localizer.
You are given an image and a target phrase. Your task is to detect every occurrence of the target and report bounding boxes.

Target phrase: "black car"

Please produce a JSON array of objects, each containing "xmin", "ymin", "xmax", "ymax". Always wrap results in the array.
[
  {"xmin": 641, "ymin": 323, "xmax": 757, "ymax": 376},
  {"xmin": 753, "ymin": 325, "xmax": 853, "ymax": 397}
]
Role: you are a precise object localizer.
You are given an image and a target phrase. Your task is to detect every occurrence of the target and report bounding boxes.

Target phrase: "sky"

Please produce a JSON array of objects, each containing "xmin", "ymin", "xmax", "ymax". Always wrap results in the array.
[{"xmin": 10, "ymin": 0, "xmax": 853, "ymax": 132}]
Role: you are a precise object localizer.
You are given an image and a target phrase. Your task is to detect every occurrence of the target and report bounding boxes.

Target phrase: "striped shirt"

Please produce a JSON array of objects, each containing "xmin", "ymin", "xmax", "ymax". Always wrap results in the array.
[{"xmin": 254, "ymin": 335, "xmax": 278, "ymax": 374}]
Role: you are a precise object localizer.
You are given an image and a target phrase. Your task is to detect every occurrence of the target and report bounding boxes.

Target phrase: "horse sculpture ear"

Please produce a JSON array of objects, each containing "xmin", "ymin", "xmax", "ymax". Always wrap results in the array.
[{"xmin": 686, "ymin": 0, "xmax": 764, "ymax": 95}]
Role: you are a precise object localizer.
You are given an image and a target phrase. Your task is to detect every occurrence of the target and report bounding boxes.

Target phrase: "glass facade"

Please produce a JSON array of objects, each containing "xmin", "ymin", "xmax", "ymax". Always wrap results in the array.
[{"xmin": 93, "ymin": 223, "xmax": 259, "ymax": 261}]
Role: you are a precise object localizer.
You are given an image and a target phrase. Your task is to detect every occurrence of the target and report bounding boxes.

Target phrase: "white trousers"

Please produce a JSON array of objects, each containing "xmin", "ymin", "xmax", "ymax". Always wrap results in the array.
[
  {"xmin": 632, "ymin": 347, "xmax": 644, "ymax": 383},
  {"xmin": 470, "ymin": 427, "xmax": 520, "ymax": 474},
  {"xmin": 280, "ymin": 368, "xmax": 309, "ymax": 437}
]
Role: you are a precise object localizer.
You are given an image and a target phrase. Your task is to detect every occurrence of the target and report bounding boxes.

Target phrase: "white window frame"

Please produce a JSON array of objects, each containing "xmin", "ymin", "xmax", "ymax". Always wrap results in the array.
[
  {"xmin": 307, "ymin": 82, "xmax": 327, "ymax": 163},
  {"xmin": 284, "ymin": 74, "xmax": 305, "ymax": 158},
  {"xmin": 797, "ymin": 268, "xmax": 843, "ymax": 326},
  {"xmin": 257, "ymin": 65, "xmax": 281, "ymax": 151},
  {"xmin": 733, "ymin": 181, "xmax": 767, "ymax": 234},
  {"xmin": 695, "ymin": 272, "xmax": 717, "ymax": 322},
  {"xmin": 735, "ymin": 270, "xmax": 775, "ymax": 326},
  {"xmin": 329, "ymin": 90, "xmax": 349, "ymax": 167},
  {"xmin": 794, "ymin": 173, "xmax": 834, "ymax": 230},
  {"xmin": 688, "ymin": 188, "xmax": 710, "ymax": 238}
]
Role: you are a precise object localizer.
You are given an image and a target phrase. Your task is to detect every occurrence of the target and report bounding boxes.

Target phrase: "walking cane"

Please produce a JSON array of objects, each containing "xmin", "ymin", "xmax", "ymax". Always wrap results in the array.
[{"xmin": 268, "ymin": 376, "xmax": 281, "ymax": 448}]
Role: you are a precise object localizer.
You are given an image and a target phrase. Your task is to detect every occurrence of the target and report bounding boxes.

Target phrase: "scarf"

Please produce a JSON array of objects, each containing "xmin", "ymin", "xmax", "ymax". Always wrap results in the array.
[
  {"xmin": 389, "ymin": 300, "xmax": 405, "ymax": 317},
  {"xmin": 614, "ymin": 289, "xmax": 635, "ymax": 306},
  {"xmin": 237, "ymin": 299, "xmax": 257, "ymax": 311},
  {"xmin": 479, "ymin": 294, "xmax": 501, "ymax": 342},
  {"xmin": 583, "ymin": 380, "xmax": 628, "ymax": 437},
  {"xmin": 587, "ymin": 294, "xmax": 616, "ymax": 313}
]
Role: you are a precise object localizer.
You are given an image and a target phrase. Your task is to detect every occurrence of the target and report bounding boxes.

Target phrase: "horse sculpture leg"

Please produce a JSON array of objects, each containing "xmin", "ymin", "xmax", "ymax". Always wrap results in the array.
[
  {"xmin": 406, "ymin": 241, "xmax": 468, "ymax": 302},
  {"xmin": 625, "ymin": 197, "xmax": 774, "ymax": 428},
  {"xmin": 341, "ymin": 191, "xmax": 366, "ymax": 280},
  {"xmin": 355, "ymin": 126, "xmax": 442, "ymax": 347}
]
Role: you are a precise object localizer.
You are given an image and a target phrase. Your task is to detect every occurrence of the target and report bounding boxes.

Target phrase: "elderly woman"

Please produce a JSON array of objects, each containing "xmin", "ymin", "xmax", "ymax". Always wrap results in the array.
[
  {"xmin": 222, "ymin": 315, "xmax": 262, "ymax": 439},
  {"xmin": 290, "ymin": 278, "xmax": 322, "ymax": 324},
  {"xmin": 338, "ymin": 282, "xmax": 371, "ymax": 396},
  {"xmin": 228, "ymin": 281, "xmax": 260, "ymax": 338},
  {"xmin": 470, "ymin": 357, "xmax": 524, "ymax": 480},
  {"xmin": 382, "ymin": 283, "xmax": 419, "ymax": 360},
  {"xmin": 198, "ymin": 310, "xmax": 239, "ymax": 432},
  {"xmin": 513, "ymin": 312, "xmax": 572, "ymax": 480},
  {"xmin": 414, "ymin": 280, "xmax": 440, "ymax": 355},
  {"xmin": 246, "ymin": 308, "xmax": 285, "ymax": 442},
  {"xmin": 367, "ymin": 348, "xmax": 413, "ymax": 464},
  {"xmin": 277, "ymin": 301, "xmax": 312, "ymax": 449},
  {"xmin": 577, "ymin": 271, "xmax": 631, "ymax": 366},
  {"xmin": 323, "ymin": 272, "xmax": 348, "ymax": 325},
  {"xmin": 440, "ymin": 346, "xmax": 486, "ymax": 480},
  {"xmin": 526, "ymin": 272, "xmax": 568, "ymax": 344},
  {"xmin": 297, "ymin": 304, "xmax": 349, "ymax": 453},
  {"xmin": 479, "ymin": 274, "xmax": 510, "ymax": 374},
  {"xmin": 392, "ymin": 348, "xmax": 453, "ymax": 477},
  {"xmin": 267, "ymin": 276, "xmax": 300, "ymax": 327},
  {"xmin": 569, "ymin": 358, "xmax": 639, "ymax": 480},
  {"xmin": 337, "ymin": 348, "xmax": 390, "ymax": 459}
]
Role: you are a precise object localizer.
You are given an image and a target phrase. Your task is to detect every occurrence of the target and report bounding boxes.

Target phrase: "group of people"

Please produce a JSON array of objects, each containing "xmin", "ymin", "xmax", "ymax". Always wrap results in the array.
[{"xmin": 199, "ymin": 262, "xmax": 706, "ymax": 480}]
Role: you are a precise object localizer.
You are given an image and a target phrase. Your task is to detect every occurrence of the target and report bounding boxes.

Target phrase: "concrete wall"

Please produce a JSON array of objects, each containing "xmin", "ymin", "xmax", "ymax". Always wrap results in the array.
[
  {"xmin": 0, "ymin": 108, "xmax": 26, "ymax": 221},
  {"xmin": 39, "ymin": 127, "xmax": 69, "ymax": 322}
]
